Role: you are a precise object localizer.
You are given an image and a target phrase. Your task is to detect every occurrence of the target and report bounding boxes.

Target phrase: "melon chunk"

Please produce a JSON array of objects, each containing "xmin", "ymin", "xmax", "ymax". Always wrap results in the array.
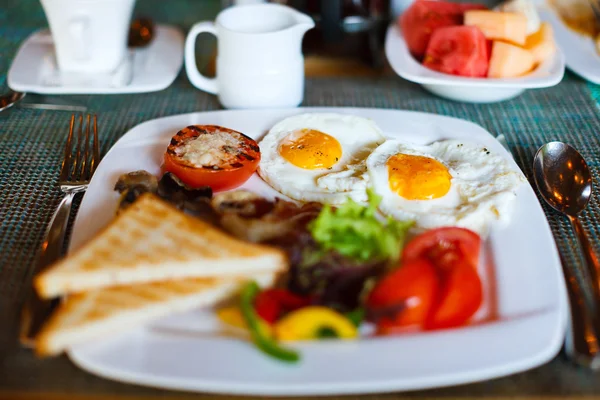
[
  {"xmin": 524, "ymin": 22, "xmax": 556, "ymax": 64},
  {"xmin": 464, "ymin": 10, "xmax": 528, "ymax": 45},
  {"xmin": 494, "ymin": 0, "xmax": 541, "ymax": 35},
  {"xmin": 487, "ymin": 41, "xmax": 534, "ymax": 78}
]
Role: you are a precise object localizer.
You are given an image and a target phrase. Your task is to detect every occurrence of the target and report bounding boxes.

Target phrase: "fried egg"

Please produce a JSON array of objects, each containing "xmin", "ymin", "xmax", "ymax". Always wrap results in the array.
[
  {"xmin": 258, "ymin": 113, "xmax": 385, "ymax": 203},
  {"xmin": 366, "ymin": 139, "xmax": 526, "ymax": 235}
]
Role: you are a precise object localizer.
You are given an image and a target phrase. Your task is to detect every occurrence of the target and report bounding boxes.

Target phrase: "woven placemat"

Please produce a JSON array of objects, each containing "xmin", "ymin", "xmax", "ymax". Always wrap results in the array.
[
  {"xmin": 1, "ymin": 73, "xmax": 600, "ymax": 399},
  {"xmin": 1, "ymin": 0, "xmax": 600, "ymax": 398}
]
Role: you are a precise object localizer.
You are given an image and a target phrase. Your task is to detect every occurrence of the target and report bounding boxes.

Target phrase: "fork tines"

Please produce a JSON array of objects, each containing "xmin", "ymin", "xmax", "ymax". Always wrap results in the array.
[
  {"xmin": 60, "ymin": 114, "xmax": 100, "ymax": 184},
  {"xmin": 590, "ymin": 0, "xmax": 600, "ymax": 24}
]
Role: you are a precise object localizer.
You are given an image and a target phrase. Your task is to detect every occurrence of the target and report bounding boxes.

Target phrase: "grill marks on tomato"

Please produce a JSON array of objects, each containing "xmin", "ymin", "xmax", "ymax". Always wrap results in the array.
[
  {"xmin": 167, "ymin": 125, "xmax": 260, "ymax": 171},
  {"xmin": 163, "ymin": 125, "xmax": 261, "ymax": 191}
]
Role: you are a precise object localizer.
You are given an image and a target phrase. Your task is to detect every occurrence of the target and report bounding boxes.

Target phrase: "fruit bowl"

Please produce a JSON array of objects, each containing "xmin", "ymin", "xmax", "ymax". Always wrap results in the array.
[{"xmin": 384, "ymin": 24, "xmax": 566, "ymax": 103}]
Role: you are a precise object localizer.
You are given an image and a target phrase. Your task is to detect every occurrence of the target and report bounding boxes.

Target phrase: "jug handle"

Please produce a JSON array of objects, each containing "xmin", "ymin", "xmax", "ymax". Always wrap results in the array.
[{"xmin": 185, "ymin": 22, "xmax": 218, "ymax": 94}]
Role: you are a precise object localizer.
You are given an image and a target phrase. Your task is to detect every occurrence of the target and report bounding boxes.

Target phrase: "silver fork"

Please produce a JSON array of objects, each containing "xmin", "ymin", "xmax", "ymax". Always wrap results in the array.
[
  {"xmin": 20, "ymin": 114, "xmax": 100, "ymax": 346},
  {"xmin": 590, "ymin": 0, "xmax": 600, "ymax": 25}
]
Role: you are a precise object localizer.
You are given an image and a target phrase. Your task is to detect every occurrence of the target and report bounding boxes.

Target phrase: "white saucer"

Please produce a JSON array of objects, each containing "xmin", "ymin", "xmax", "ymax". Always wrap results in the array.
[{"xmin": 7, "ymin": 25, "xmax": 184, "ymax": 95}]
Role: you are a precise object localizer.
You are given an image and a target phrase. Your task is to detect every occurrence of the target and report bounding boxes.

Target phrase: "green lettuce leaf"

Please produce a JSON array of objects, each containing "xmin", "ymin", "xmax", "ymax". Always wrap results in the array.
[{"xmin": 308, "ymin": 189, "xmax": 413, "ymax": 263}]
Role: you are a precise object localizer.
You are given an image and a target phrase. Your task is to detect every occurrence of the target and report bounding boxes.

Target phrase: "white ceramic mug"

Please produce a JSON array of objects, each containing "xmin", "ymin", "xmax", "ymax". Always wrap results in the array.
[
  {"xmin": 184, "ymin": 3, "xmax": 314, "ymax": 109},
  {"xmin": 40, "ymin": 0, "xmax": 137, "ymax": 73}
]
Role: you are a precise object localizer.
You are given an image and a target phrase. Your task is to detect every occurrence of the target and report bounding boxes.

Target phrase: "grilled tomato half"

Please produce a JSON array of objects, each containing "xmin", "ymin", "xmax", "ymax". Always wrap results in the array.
[{"xmin": 164, "ymin": 125, "xmax": 261, "ymax": 191}]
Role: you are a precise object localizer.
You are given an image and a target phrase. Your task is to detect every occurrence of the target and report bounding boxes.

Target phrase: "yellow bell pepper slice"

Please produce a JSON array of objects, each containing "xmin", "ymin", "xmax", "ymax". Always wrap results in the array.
[
  {"xmin": 217, "ymin": 306, "xmax": 272, "ymax": 337},
  {"xmin": 273, "ymin": 306, "xmax": 358, "ymax": 341},
  {"xmin": 217, "ymin": 306, "xmax": 247, "ymax": 330}
]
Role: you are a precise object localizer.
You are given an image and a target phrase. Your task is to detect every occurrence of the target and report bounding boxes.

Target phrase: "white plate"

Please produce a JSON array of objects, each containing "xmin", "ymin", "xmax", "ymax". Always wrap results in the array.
[
  {"xmin": 384, "ymin": 24, "xmax": 566, "ymax": 103},
  {"xmin": 540, "ymin": 6, "xmax": 600, "ymax": 84},
  {"xmin": 7, "ymin": 25, "xmax": 183, "ymax": 95},
  {"xmin": 67, "ymin": 108, "xmax": 567, "ymax": 396}
]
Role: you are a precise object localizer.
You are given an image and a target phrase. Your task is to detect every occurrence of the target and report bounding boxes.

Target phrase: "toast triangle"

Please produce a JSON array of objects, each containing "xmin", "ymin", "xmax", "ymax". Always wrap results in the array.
[
  {"xmin": 35, "ymin": 193, "xmax": 287, "ymax": 298},
  {"xmin": 35, "ymin": 273, "xmax": 276, "ymax": 356}
]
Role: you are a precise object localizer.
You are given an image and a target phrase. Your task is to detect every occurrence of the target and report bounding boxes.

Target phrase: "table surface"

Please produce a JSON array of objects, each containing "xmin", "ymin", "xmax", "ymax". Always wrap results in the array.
[{"xmin": 1, "ymin": 0, "xmax": 600, "ymax": 399}]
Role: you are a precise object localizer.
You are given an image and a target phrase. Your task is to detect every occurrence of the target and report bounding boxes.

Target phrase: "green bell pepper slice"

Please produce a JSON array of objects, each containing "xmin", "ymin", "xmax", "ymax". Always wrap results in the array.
[{"xmin": 240, "ymin": 281, "xmax": 300, "ymax": 363}]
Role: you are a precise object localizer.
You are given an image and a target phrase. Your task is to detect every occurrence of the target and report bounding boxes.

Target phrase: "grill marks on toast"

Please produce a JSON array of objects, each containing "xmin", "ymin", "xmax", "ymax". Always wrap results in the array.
[
  {"xmin": 34, "ymin": 194, "xmax": 287, "ymax": 298},
  {"xmin": 35, "ymin": 274, "xmax": 278, "ymax": 356}
]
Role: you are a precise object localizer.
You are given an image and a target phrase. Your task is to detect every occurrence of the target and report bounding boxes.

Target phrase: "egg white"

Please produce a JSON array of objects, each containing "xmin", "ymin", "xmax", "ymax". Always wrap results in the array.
[
  {"xmin": 366, "ymin": 139, "xmax": 526, "ymax": 236},
  {"xmin": 258, "ymin": 113, "xmax": 385, "ymax": 204}
]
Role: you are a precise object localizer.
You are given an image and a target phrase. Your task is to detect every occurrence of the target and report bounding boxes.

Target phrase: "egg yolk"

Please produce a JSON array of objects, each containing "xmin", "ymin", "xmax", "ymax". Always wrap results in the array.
[
  {"xmin": 387, "ymin": 153, "xmax": 451, "ymax": 200},
  {"xmin": 278, "ymin": 129, "xmax": 342, "ymax": 170}
]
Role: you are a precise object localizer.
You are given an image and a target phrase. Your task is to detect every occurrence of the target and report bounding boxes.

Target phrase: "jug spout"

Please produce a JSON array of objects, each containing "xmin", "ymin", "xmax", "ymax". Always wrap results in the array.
[{"xmin": 291, "ymin": 11, "xmax": 315, "ymax": 34}]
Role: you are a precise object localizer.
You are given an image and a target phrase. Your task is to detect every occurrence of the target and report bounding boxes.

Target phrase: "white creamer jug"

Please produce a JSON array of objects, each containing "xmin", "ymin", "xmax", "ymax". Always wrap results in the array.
[{"xmin": 184, "ymin": 3, "xmax": 314, "ymax": 109}]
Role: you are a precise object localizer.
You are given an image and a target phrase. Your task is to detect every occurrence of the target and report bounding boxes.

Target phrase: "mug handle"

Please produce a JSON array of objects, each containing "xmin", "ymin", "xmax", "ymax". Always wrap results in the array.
[{"xmin": 185, "ymin": 22, "xmax": 218, "ymax": 94}]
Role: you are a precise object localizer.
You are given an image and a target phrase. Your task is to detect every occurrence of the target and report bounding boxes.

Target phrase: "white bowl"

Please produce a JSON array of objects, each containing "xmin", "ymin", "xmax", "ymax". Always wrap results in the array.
[{"xmin": 384, "ymin": 24, "xmax": 566, "ymax": 103}]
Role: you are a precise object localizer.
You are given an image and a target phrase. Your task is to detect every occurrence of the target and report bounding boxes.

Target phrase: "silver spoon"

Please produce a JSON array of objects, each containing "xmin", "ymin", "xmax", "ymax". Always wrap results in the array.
[
  {"xmin": 533, "ymin": 141, "xmax": 600, "ymax": 368},
  {"xmin": 0, "ymin": 90, "xmax": 25, "ymax": 112}
]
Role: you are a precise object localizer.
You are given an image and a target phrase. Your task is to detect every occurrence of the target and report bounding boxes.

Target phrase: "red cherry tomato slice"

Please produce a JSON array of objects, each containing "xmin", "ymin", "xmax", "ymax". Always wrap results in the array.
[
  {"xmin": 254, "ymin": 289, "xmax": 312, "ymax": 324},
  {"xmin": 254, "ymin": 291, "xmax": 281, "ymax": 324},
  {"xmin": 402, "ymin": 227, "xmax": 482, "ymax": 270},
  {"xmin": 367, "ymin": 258, "xmax": 440, "ymax": 332},
  {"xmin": 426, "ymin": 258, "xmax": 483, "ymax": 330},
  {"xmin": 164, "ymin": 125, "xmax": 260, "ymax": 191}
]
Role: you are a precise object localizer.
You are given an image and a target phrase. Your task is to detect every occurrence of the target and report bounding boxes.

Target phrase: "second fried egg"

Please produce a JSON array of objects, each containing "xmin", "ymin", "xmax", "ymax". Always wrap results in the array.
[
  {"xmin": 258, "ymin": 113, "xmax": 385, "ymax": 203},
  {"xmin": 366, "ymin": 139, "xmax": 526, "ymax": 235}
]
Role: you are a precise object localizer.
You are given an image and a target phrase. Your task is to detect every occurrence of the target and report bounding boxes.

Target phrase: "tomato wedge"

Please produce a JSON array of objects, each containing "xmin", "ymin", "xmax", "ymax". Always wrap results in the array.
[
  {"xmin": 402, "ymin": 227, "xmax": 481, "ymax": 270},
  {"xmin": 426, "ymin": 259, "xmax": 483, "ymax": 329},
  {"xmin": 402, "ymin": 227, "xmax": 483, "ymax": 330},
  {"xmin": 163, "ymin": 125, "xmax": 260, "ymax": 191},
  {"xmin": 366, "ymin": 258, "xmax": 440, "ymax": 332}
]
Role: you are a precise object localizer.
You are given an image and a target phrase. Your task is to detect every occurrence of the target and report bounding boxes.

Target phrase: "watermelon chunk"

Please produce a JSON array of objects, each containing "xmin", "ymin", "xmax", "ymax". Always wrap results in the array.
[
  {"xmin": 400, "ymin": 0, "xmax": 463, "ymax": 59},
  {"xmin": 423, "ymin": 25, "xmax": 489, "ymax": 77},
  {"xmin": 400, "ymin": 1, "xmax": 489, "ymax": 59}
]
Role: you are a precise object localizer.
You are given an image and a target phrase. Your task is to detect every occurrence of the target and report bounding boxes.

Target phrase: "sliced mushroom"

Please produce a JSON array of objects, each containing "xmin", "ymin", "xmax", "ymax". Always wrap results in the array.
[
  {"xmin": 114, "ymin": 170, "xmax": 158, "ymax": 194},
  {"xmin": 220, "ymin": 212, "xmax": 298, "ymax": 242},
  {"xmin": 211, "ymin": 190, "xmax": 274, "ymax": 218},
  {"xmin": 114, "ymin": 170, "xmax": 159, "ymax": 212},
  {"xmin": 157, "ymin": 172, "xmax": 212, "ymax": 201},
  {"xmin": 154, "ymin": 172, "xmax": 216, "ymax": 221}
]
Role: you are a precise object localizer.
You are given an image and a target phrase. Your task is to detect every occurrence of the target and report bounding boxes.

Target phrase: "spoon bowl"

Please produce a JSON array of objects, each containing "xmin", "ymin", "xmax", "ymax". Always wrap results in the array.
[
  {"xmin": 533, "ymin": 141, "xmax": 593, "ymax": 216},
  {"xmin": 533, "ymin": 141, "xmax": 600, "ymax": 369},
  {"xmin": 0, "ymin": 90, "xmax": 25, "ymax": 112}
]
